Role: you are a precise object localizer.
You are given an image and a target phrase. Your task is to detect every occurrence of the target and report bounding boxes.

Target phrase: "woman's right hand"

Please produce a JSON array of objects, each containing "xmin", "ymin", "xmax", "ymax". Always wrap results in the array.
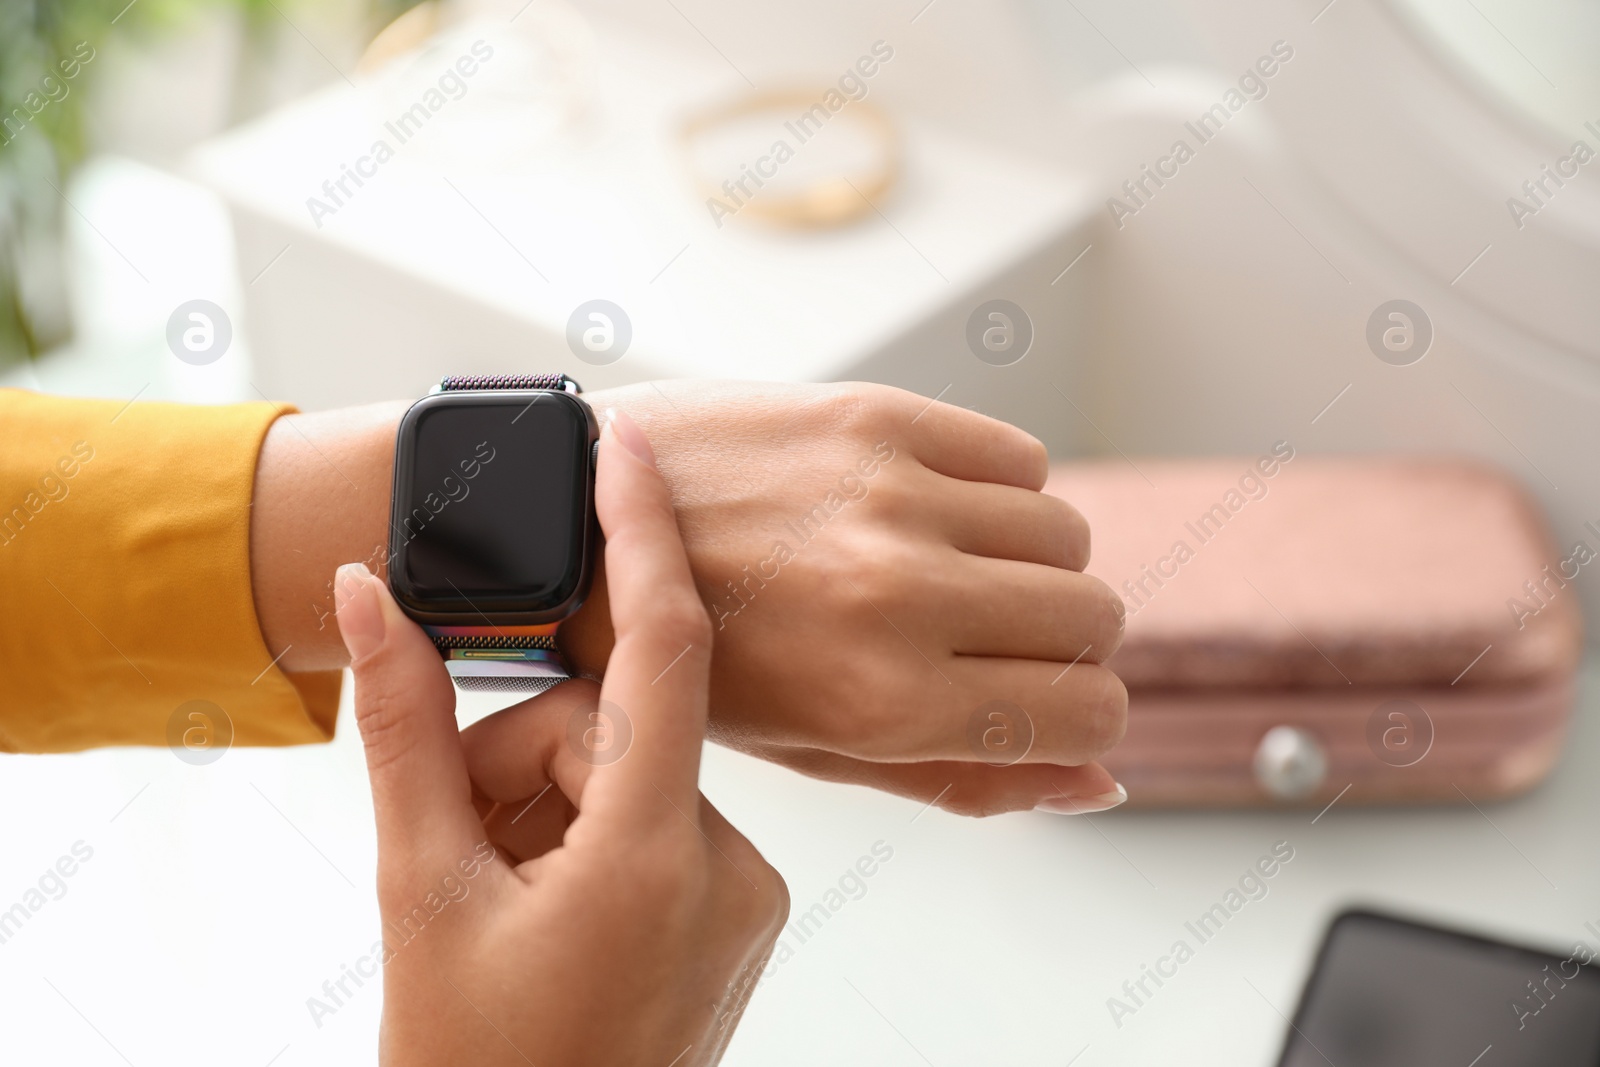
[{"xmin": 336, "ymin": 409, "xmax": 788, "ymax": 1067}]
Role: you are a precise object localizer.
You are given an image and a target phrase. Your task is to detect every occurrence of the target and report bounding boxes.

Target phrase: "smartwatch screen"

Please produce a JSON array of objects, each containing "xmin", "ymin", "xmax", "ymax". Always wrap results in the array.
[{"xmin": 391, "ymin": 391, "xmax": 593, "ymax": 616}]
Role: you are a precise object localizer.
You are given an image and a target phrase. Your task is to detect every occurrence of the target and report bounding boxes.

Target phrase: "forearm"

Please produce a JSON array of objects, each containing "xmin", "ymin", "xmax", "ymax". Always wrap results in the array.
[
  {"xmin": 249, "ymin": 401, "xmax": 407, "ymax": 671},
  {"xmin": 249, "ymin": 397, "xmax": 615, "ymax": 674}
]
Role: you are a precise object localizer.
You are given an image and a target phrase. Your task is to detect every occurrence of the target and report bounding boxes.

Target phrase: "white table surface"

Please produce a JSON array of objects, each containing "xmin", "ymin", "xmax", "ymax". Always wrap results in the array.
[{"xmin": 2, "ymin": 662, "xmax": 1594, "ymax": 1067}]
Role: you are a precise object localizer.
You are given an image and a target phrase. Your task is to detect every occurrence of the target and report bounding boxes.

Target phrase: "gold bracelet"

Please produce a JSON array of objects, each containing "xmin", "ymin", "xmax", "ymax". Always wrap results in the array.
[{"xmin": 680, "ymin": 89, "xmax": 900, "ymax": 229}]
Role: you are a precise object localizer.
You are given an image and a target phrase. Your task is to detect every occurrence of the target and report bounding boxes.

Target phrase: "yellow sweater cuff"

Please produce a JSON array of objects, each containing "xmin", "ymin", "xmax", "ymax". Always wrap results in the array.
[{"xmin": 0, "ymin": 389, "xmax": 340, "ymax": 753}]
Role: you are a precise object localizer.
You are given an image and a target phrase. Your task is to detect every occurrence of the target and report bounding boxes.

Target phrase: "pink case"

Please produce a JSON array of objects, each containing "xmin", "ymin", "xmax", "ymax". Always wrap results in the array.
[{"xmin": 1043, "ymin": 456, "xmax": 1583, "ymax": 807}]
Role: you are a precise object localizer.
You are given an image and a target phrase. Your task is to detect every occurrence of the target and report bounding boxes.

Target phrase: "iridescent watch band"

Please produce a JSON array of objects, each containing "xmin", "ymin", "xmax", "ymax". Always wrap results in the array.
[{"xmin": 424, "ymin": 373, "xmax": 583, "ymax": 694}]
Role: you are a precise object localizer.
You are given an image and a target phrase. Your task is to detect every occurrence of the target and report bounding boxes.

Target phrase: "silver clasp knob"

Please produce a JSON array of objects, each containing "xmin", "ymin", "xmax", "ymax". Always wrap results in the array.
[{"xmin": 1253, "ymin": 725, "xmax": 1328, "ymax": 800}]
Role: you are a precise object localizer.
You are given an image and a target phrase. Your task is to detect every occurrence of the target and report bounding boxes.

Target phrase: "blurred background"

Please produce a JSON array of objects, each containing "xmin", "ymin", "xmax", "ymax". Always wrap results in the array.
[{"xmin": 2, "ymin": 0, "xmax": 1598, "ymax": 1063}]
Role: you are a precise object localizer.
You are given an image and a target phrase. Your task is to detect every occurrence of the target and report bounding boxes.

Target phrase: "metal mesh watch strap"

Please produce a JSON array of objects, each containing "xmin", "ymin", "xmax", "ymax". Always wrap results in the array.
[
  {"xmin": 427, "ymin": 625, "xmax": 569, "ymax": 694},
  {"xmin": 437, "ymin": 373, "xmax": 579, "ymax": 393},
  {"xmin": 424, "ymin": 372, "xmax": 583, "ymax": 693}
]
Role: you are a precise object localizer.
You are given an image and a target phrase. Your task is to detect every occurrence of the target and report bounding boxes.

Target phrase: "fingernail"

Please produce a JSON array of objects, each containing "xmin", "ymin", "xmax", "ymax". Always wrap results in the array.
[
  {"xmin": 1035, "ymin": 783, "xmax": 1127, "ymax": 815},
  {"xmin": 603, "ymin": 408, "xmax": 656, "ymax": 469},
  {"xmin": 335, "ymin": 562, "xmax": 386, "ymax": 662}
]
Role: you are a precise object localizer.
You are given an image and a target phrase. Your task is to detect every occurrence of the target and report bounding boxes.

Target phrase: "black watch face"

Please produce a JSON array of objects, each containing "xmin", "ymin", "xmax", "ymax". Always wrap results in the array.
[{"xmin": 390, "ymin": 390, "xmax": 596, "ymax": 621}]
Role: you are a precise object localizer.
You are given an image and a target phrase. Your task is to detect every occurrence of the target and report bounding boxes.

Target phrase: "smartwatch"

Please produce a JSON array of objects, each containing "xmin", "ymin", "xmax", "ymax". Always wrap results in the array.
[{"xmin": 387, "ymin": 373, "xmax": 599, "ymax": 693}]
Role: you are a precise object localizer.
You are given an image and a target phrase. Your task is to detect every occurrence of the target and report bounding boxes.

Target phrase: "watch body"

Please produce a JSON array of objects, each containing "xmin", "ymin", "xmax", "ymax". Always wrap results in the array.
[{"xmin": 388, "ymin": 377, "xmax": 598, "ymax": 691}]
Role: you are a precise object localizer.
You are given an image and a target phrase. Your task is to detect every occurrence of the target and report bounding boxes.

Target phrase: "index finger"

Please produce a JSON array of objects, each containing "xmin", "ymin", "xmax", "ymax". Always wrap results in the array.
[
  {"xmin": 899, "ymin": 390, "xmax": 1048, "ymax": 490},
  {"xmin": 579, "ymin": 409, "xmax": 714, "ymax": 830}
]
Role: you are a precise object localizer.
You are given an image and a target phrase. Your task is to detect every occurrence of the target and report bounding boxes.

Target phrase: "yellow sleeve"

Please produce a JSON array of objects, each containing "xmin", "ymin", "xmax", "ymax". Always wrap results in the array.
[{"xmin": 0, "ymin": 389, "xmax": 341, "ymax": 753}]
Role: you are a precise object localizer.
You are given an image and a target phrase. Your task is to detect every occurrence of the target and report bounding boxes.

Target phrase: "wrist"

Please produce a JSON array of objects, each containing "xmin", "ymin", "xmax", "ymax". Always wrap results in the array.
[
  {"xmin": 249, "ymin": 400, "xmax": 409, "ymax": 672},
  {"xmin": 251, "ymin": 389, "xmax": 629, "ymax": 677}
]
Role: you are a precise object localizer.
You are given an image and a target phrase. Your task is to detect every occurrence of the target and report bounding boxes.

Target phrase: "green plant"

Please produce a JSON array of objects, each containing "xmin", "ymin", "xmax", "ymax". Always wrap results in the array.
[
  {"xmin": 1, "ymin": 3, "xmax": 98, "ymax": 362},
  {"xmin": 0, "ymin": 0, "xmax": 420, "ymax": 366}
]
